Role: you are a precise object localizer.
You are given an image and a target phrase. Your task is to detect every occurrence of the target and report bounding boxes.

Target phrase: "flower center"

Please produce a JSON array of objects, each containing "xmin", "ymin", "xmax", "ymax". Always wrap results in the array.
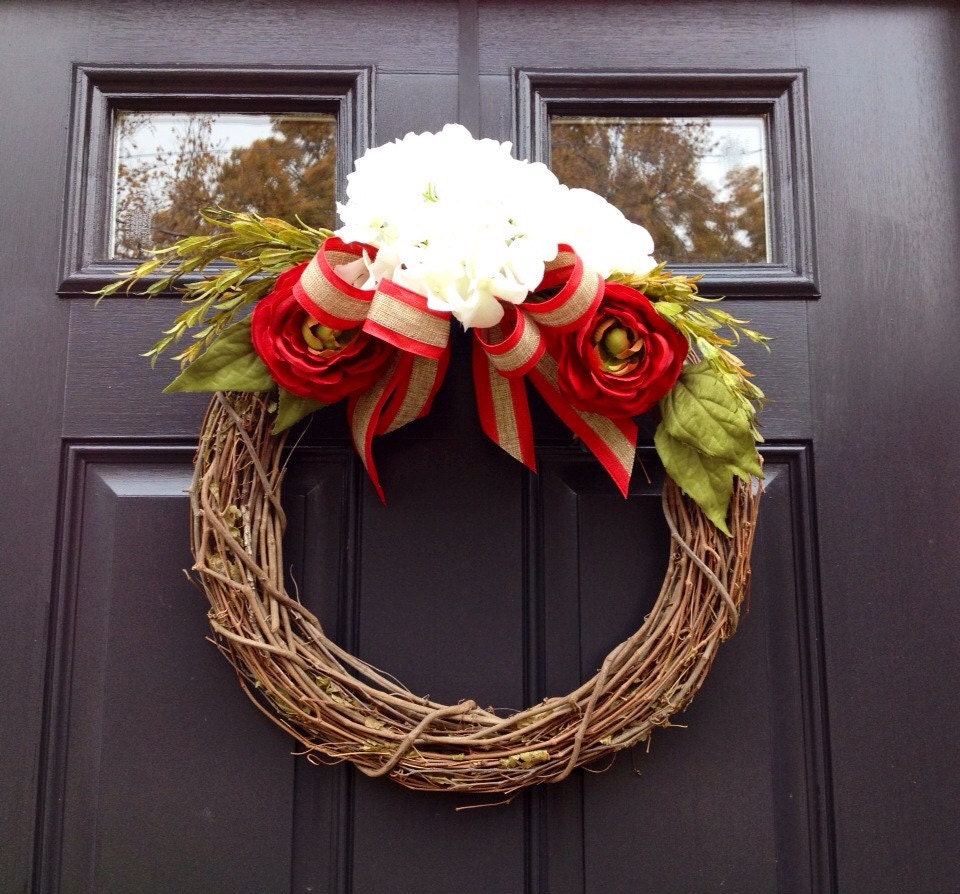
[
  {"xmin": 301, "ymin": 318, "xmax": 356, "ymax": 354},
  {"xmin": 592, "ymin": 316, "xmax": 644, "ymax": 375}
]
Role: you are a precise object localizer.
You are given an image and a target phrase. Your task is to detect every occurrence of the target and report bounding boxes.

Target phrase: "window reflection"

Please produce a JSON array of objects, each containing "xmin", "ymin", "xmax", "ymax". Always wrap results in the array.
[
  {"xmin": 550, "ymin": 116, "xmax": 770, "ymax": 264},
  {"xmin": 110, "ymin": 111, "xmax": 337, "ymax": 258}
]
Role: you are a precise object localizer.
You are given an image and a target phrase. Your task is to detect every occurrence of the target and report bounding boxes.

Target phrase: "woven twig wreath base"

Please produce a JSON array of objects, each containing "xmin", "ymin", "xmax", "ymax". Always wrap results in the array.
[{"xmin": 191, "ymin": 390, "xmax": 760, "ymax": 794}]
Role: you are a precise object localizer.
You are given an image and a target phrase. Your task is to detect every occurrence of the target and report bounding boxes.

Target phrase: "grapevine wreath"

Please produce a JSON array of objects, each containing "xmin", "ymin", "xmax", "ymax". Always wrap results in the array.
[{"xmin": 102, "ymin": 125, "xmax": 768, "ymax": 794}]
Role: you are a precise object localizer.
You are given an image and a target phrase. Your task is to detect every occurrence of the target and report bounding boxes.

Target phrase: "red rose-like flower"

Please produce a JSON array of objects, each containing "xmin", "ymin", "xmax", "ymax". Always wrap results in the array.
[
  {"xmin": 553, "ymin": 281, "xmax": 688, "ymax": 418},
  {"xmin": 251, "ymin": 262, "xmax": 394, "ymax": 403}
]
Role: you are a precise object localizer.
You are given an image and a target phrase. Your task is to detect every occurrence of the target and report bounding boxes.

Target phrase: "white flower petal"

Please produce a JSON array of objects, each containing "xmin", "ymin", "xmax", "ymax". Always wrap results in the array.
[{"xmin": 453, "ymin": 291, "xmax": 505, "ymax": 329}]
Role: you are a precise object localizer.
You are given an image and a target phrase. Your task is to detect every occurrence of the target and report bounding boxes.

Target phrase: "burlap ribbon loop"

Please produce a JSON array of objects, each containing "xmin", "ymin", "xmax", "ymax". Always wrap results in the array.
[
  {"xmin": 473, "ymin": 304, "xmax": 545, "ymax": 378},
  {"xmin": 363, "ymin": 279, "xmax": 450, "ymax": 360},
  {"xmin": 294, "ymin": 236, "xmax": 375, "ymax": 328},
  {"xmin": 524, "ymin": 246, "xmax": 604, "ymax": 331}
]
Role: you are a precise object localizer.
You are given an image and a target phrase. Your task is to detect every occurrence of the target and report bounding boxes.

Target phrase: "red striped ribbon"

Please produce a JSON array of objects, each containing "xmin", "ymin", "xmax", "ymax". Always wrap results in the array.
[
  {"xmin": 472, "ymin": 246, "xmax": 637, "ymax": 497},
  {"xmin": 297, "ymin": 238, "xmax": 450, "ymax": 501},
  {"xmin": 298, "ymin": 237, "xmax": 639, "ymax": 500}
]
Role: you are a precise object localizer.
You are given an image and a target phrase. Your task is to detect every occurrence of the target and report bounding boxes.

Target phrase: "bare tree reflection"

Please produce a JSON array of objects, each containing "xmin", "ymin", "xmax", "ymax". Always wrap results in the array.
[
  {"xmin": 114, "ymin": 115, "xmax": 764, "ymax": 265},
  {"xmin": 113, "ymin": 114, "xmax": 336, "ymax": 258},
  {"xmin": 551, "ymin": 119, "xmax": 767, "ymax": 264}
]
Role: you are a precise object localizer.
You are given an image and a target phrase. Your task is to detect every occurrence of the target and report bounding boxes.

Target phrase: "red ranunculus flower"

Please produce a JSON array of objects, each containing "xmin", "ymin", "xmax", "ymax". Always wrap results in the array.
[
  {"xmin": 251, "ymin": 262, "xmax": 394, "ymax": 403},
  {"xmin": 553, "ymin": 281, "xmax": 688, "ymax": 417}
]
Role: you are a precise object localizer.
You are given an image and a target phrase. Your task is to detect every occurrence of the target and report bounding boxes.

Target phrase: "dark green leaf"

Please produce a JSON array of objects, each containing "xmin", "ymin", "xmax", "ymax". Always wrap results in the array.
[
  {"xmin": 163, "ymin": 317, "xmax": 273, "ymax": 393},
  {"xmin": 273, "ymin": 389, "xmax": 324, "ymax": 433}
]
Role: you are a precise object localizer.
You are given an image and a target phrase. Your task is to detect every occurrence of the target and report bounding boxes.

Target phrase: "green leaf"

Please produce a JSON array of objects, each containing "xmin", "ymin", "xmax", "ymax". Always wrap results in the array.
[
  {"xmin": 654, "ymin": 426, "xmax": 734, "ymax": 536},
  {"xmin": 163, "ymin": 317, "xmax": 273, "ymax": 393},
  {"xmin": 653, "ymin": 300, "xmax": 683, "ymax": 318},
  {"xmin": 272, "ymin": 389, "xmax": 324, "ymax": 433},
  {"xmin": 660, "ymin": 361, "xmax": 762, "ymax": 480}
]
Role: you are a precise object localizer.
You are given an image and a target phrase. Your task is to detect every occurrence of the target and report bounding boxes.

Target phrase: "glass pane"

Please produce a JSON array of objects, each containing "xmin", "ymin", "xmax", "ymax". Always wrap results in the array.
[
  {"xmin": 110, "ymin": 111, "xmax": 337, "ymax": 258},
  {"xmin": 550, "ymin": 116, "xmax": 770, "ymax": 264}
]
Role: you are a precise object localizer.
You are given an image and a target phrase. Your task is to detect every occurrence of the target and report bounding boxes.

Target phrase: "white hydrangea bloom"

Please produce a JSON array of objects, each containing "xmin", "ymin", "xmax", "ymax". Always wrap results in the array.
[
  {"xmin": 554, "ymin": 188, "xmax": 657, "ymax": 279},
  {"xmin": 335, "ymin": 124, "xmax": 657, "ymax": 328}
]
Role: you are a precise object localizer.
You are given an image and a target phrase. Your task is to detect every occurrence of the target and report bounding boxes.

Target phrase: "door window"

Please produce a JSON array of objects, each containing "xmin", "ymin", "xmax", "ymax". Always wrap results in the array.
[
  {"xmin": 111, "ymin": 111, "xmax": 337, "ymax": 257},
  {"xmin": 550, "ymin": 115, "xmax": 770, "ymax": 264}
]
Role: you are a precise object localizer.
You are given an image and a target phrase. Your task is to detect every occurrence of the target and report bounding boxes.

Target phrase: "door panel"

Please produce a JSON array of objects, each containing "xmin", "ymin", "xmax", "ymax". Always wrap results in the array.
[
  {"xmin": 2, "ymin": 2, "xmax": 958, "ymax": 893},
  {"xmin": 528, "ymin": 449, "xmax": 824, "ymax": 893},
  {"xmin": 55, "ymin": 451, "xmax": 296, "ymax": 893},
  {"xmin": 796, "ymin": 7, "xmax": 960, "ymax": 891}
]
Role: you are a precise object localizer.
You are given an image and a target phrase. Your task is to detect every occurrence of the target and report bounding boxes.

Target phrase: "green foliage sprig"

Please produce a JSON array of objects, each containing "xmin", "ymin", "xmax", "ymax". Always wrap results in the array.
[{"xmin": 94, "ymin": 208, "xmax": 329, "ymax": 367}]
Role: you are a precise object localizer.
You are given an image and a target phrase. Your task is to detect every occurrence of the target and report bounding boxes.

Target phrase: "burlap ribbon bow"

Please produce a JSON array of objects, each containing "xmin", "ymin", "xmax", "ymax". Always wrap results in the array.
[{"xmin": 294, "ymin": 237, "xmax": 638, "ymax": 499}]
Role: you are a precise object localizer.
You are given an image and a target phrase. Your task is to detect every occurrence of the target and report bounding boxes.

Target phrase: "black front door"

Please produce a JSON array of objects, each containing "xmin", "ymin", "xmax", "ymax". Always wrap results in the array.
[{"xmin": 2, "ymin": 2, "xmax": 958, "ymax": 892}]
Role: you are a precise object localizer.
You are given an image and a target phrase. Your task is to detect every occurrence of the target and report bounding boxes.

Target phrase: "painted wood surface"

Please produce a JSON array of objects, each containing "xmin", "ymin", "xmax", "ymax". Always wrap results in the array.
[{"xmin": 1, "ymin": 2, "xmax": 957, "ymax": 891}]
